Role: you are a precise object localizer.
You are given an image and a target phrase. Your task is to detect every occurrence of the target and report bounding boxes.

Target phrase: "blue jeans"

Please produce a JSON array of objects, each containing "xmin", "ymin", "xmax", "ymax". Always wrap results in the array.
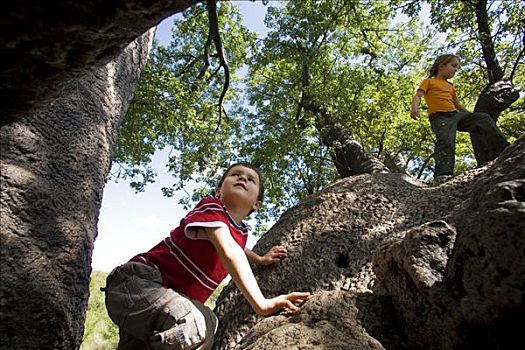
[{"xmin": 429, "ymin": 111, "xmax": 509, "ymax": 176}]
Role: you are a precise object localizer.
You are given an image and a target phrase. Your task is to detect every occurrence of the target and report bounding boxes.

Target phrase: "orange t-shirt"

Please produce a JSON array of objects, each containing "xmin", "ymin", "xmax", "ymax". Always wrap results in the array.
[{"xmin": 418, "ymin": 77, "xmax": 457, "ymax": 115}]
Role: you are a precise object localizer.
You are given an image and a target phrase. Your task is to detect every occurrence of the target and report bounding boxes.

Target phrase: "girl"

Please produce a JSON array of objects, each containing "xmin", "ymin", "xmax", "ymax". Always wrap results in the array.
[{"xmin": 410, "ymin": 54, "xmax": 509, "ymax": 180}]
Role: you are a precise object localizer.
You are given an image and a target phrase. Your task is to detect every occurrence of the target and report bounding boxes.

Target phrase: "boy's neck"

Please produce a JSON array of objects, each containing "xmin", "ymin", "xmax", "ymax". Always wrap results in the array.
[
  {"xmin": 227, "ymin": 207, "xmax": 247, "ymax": 225},
  {"xmin": 218, "ymin": 198, "xmax": 247, "ymax": 225}
]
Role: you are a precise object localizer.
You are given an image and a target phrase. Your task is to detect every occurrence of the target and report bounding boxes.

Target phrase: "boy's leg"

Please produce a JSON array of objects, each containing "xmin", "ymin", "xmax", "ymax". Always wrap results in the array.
[
  {"xmin": 104, "ymin": 262, "xmax": 217, "ymax": 350},
  {"xmin": 456, "ymin": 112, "xmax": 510, "ymax": 165},
  {"xmin": 430, "ymin": 113, "xmax": 457, "ymax": 177}
]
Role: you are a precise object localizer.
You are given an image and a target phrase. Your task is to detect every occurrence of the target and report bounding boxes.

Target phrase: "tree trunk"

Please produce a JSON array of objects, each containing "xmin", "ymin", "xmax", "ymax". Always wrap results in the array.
[
  {"xmin": 384, "ymin": 152, "xmax": 409, "ymax": 175},
  {"xmin": 0, "ymin": 30, "xmax": 154, "ymax": 350},
  {"xmin": 298, "ymin": 57, "xmax": 389, "ymax": 178},
  {"xmin": 318, "ymin": 121, "xmax": 390, "ymax": 177}
]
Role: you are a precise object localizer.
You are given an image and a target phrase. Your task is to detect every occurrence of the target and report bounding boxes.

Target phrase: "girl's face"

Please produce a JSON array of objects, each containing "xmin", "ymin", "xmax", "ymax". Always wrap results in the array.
[{"xmin": 438, "ymin": 57, "xmax": 460, "ymax": 79}]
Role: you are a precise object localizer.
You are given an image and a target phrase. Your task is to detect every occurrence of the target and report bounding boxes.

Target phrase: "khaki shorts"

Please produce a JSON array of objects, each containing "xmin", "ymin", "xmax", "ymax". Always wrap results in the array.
[{"xmin": 104, "ymin": 262, "xmax": 217, "ymax": 350}]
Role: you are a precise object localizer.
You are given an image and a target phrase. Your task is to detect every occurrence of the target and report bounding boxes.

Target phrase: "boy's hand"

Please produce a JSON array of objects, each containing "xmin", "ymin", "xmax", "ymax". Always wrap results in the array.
[
  {"xmin": 260, "ymin": 245, "xmax": 287, "ymax": 265},
  {"xmin": 258, "ymin": 292, "xmax": 310, "ymax": 316}
]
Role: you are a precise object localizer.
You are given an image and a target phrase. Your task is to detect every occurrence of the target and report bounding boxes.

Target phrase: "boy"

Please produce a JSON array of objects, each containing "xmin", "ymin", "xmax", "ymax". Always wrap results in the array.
[{"xmin": 103, "ymin": 163, "xmax": 310, "ymax": 349}]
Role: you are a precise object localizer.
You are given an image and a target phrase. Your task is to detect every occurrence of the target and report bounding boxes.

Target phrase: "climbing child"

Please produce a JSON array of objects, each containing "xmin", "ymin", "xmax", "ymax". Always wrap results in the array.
[
  {"xmin": 410, "ymin": 54, "xmax": 509, "ymax": 180},
  {"xmin": 103, "ymin": 162, "xmax": 310, "ymax": 350}
]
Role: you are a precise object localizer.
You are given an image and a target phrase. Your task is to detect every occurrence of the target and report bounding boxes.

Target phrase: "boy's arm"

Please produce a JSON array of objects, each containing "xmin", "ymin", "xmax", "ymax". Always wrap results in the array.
[
  {"xmin": 206, "ymin": 226, "xmax": 309, "ymax": 316},
  {"xmin": 245, "ymin": 246, "xmax": 287, "ymax": 266},
  {"xmin": 410, "ymin": 90, "xmax": 424, "ymax": 120}
]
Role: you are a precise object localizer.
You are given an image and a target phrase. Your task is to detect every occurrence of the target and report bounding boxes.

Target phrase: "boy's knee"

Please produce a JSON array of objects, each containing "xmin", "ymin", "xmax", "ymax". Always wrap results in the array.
[
  {"xmin": 150, "ymin": 299, "xmax": 217, "ymax": 350},
  {"xmin": 192, "ymin": 301, "xmax": 218, "ymax": 350}
]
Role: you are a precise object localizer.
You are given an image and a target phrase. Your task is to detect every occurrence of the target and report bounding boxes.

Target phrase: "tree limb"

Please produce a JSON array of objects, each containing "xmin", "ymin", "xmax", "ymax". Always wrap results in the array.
[
  {"xmin": 474, "ymin": 0, "xmax": 504, "ymax": 82},
  {"xmin": 196, "ymin": 32, "xmax": 212, "ymax": 80},
  {"xmin": 206, "ymin": 0, "xmax": 230, "ymax": 130}
]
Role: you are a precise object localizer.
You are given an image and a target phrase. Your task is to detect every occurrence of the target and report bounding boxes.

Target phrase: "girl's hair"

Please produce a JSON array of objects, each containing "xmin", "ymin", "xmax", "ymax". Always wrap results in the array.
[
  {"xmin": 429, "ymin": 54, "xmax": 460, "ymax": 77},
  {"xmin": 217, "ymin": 162, "xmax": 265, "ymax": 203}
]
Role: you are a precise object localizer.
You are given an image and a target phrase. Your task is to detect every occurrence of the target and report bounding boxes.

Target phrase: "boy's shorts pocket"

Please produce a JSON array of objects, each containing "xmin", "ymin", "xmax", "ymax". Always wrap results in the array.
[{"xmin": 149, "ymin": 296, "xmax": 217, "ymax": 350}]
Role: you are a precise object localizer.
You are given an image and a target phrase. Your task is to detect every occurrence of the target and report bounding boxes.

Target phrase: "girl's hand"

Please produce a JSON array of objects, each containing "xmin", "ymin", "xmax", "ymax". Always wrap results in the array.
[
  {"xmin": 260, "ymin": 245, "xmax": 287, "ymax": 265},
  {"xmin": 410, "ymin": 107, "xmax": 419, "ymax": 120},
  {"xmin": 257, "ymin": 292, "xmax": 311, "ymax": 316}
]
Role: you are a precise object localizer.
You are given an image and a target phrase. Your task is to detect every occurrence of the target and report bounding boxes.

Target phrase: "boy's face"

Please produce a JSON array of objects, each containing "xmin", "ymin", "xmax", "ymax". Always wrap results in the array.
[{"xmin": 216, "ymin": 165, "xmax": 261, "ymax": 214}]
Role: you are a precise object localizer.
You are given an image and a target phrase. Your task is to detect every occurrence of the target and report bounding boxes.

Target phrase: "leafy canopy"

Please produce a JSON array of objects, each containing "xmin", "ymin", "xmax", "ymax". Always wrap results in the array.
[{"xmin": 111, "ymin": 0, "xmax": 524, "ymax": 222}]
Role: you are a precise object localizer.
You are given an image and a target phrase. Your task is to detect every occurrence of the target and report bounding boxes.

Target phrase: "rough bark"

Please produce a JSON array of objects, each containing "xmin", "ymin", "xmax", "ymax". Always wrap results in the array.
[
  {"xmin": 0, "ymin": 0, "xmax": 200, "ymax": 122},
  {"xmin": 0, "ymin": 30, "xmax": 153, "ymax": 350},
  {"xmin": 213, "ymin": 136, "xmax": 524, "ymax": 350},
  {"xmin": 373, "ymin": 137, "xmax": 525, "ymax": 349}
]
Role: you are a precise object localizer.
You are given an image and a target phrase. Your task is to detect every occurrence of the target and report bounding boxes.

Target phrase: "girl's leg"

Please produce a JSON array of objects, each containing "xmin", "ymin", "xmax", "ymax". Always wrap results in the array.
[
  {"xmin": 430, "ymin": 114, "xmax": 457, "ymax": 176},
  {"xmin": 456, "ymin": 112, "xmax": 509, "ymax": 165}
]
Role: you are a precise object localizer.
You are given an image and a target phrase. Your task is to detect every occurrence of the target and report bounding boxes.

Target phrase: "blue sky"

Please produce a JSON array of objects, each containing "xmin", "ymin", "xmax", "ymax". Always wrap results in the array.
[{"xmin": 92, "ymin": 1, "xmax": 272, "ymax": 272}]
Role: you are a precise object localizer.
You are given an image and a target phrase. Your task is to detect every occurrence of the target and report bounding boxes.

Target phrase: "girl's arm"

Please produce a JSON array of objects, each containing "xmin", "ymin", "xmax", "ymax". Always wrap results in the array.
[
  {"xmin": 245, "ymin": 246, "xmax": 287, "ymax": 266},
  {"xmin": 410, "ymin": 90, "xmax": 424, "ymax": 120},
  {"xmin": 206, "ymin": 226, "xmax": 309, "ymax": 316},
  {"xmin": 453, "ymin": 95, "xmax": 469, "ymax": 112}
]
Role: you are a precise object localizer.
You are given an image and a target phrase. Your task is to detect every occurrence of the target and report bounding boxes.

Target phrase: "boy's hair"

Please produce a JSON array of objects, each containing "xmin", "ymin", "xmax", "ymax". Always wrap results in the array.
[
  {"xmin": 217, "ymin": 162, "xmax": 265, "ymax": 203},
  {"xmin": 429, "ymin": 54, "xmax": 460, "ymax": 77}
]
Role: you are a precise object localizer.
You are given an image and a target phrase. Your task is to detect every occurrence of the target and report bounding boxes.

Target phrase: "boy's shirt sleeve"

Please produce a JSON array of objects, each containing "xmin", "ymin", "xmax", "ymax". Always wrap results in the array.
[{"xmin": 183, "ymin": 197, "xmax": 229, "ymax": 240}]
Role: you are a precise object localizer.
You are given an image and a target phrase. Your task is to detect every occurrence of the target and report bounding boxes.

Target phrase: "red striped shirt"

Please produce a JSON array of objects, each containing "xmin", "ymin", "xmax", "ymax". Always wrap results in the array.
[{"xmin": 130, "ymin": 197, "xmax": 248, "ymax": 303}]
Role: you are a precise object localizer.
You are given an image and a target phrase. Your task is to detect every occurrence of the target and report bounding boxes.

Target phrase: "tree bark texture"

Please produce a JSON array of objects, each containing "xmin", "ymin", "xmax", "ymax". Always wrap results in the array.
[
  {"xmin": 0, "ymin": 30, "xmax": 154, "ymax": 350},
  {"xmin": 1, "ymin": 0, "xmax": 200, "ymax": 122}
]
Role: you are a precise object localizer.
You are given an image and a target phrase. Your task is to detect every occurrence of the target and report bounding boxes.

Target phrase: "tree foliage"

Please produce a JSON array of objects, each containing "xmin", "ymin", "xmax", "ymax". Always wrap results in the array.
[
  {"xmin": 111, "ymin": 0, "xmax": 524, "ymax": 221},
  {"xmin": 113, "ymin": 2, "xmax": 255, "ymax": 195},
  {"xmin": 81, "ymin": 271, "xmax": 118, "ymax": 350}
]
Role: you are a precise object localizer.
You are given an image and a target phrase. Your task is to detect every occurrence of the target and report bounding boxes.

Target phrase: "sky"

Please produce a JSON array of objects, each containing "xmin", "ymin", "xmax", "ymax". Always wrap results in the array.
[{"xmin": 91, "ymin": 1, "xmax": 272, "ymax": 272}]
